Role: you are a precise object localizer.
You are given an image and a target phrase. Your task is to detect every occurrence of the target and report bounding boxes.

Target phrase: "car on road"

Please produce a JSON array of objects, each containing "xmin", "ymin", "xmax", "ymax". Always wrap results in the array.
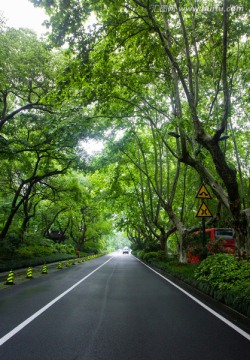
[{"xmin": 123, "ymin": 246, "xmax": 129, "ymax": 254}]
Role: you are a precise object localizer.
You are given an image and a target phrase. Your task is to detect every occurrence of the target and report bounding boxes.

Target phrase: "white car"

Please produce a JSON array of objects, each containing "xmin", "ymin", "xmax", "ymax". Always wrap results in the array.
[{"xmin": 123, "ymin": 247, "xmax": 129, "ymax": 254}]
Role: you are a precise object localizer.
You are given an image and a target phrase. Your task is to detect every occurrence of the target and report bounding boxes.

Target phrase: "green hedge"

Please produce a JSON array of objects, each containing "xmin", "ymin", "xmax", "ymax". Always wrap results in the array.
[
  {"xmin": 0, "ymin": 252, "xmax": 105, "ymax": 272},
  {"xmin": 135, "ymin": 250, "xmax": 167, "ymax": 261},
  {"xmin": 137, "ymin": 252, "xmax": 250, "ymax": 318},
  {"xmin": 194, "ymin": 254, "xmax": 249, "ymax": 288},
  {"xmin": 0, "ymin": 253, "xmax": 76, "ymax": 272},
  {"xmin": 194, "ymin": 254, "xmax": 250, "ymax": 316}
]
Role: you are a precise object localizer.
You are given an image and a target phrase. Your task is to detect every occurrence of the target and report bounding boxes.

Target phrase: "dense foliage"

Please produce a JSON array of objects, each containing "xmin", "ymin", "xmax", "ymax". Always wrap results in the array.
[{"xmin": 0, "ymin": 1, "xmax": 249, "ymax": 266}]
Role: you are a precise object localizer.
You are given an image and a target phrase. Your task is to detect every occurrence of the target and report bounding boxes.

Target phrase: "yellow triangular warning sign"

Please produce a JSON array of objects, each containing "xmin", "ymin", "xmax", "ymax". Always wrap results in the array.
[
  {"xmin": 196, "ymin": 201, "xmax": 213, "ymax": 217},
  {"xmin": 196, "ymin": 184, "xmax": 212, "ymax": 199}
]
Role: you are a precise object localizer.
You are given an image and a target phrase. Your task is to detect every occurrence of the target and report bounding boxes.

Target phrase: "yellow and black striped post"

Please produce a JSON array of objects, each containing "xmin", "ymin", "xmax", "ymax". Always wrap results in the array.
[
  {"xmin": 57, "ymin": 261, "xmax": 63, "ymax": 269},
  {"xmin": 26, "ymin": 267, "xmax": 33, "ymax": 279},
  {"xmin": 42, "ymin": 263, "xmax": 47, "ymax": 274},
  {"xmin": 5, "ymin": 270, "xmax": 14, "ymax": 285},
  {"xmin": 66, "ymin": 260, "xmax": 70, "ymax": 267}
]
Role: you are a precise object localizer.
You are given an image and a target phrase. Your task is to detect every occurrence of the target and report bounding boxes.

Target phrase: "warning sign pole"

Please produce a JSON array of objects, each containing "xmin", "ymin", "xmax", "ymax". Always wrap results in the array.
[
  {"xmin": 195, "ymin": 183, "xmax": 213, "ymax": 260},
  {"xmin": 201, "ymin": 218, "xmax": 207, "ymax": 259}
]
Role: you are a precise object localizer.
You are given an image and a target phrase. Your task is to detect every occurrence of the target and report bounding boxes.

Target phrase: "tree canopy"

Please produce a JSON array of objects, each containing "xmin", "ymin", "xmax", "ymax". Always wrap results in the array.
[{"xmin": 0, "ymin": 0, "xmax": 249, "ymax": 261}]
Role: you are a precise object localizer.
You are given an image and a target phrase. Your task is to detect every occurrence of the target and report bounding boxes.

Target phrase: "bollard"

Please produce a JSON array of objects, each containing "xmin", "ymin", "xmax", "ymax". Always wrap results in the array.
[
  {"xmin": 5, "ymin": 270, "xmax": 14, "ymax": 285},
  {"xmin": 26, "ymin": 267, "xmax": 33, "ymax": 279},
  {"xmin": 57, "ymin": 262, "xmax": 63, "ymax": 269},
  {"xmin": 66, "ymin": 260, "xmax": 70, "ymax": 267},
  {"xmin": 42, "ymin": 263, "xmax": 47, "ymax": 274}
]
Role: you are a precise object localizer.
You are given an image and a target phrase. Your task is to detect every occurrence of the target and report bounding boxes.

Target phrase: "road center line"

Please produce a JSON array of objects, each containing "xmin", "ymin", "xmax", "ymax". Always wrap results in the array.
[
  {"xmin": 136, "ymin": 257, "xmax": 250, "ymax": 341},
  {"xmin": 0, "ymin": 256, "xmax": 114, "ymax": 347}
]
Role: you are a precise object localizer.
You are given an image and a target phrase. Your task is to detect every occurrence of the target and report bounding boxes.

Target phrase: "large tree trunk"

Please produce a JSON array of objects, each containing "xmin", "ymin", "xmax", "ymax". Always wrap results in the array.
[
  {"xmin": 201, "ymin": 139, "xmax": 249, "ymax": 258},
  {"xmin": 0, "ymin": 182, "xmax": 28, "ymax": 241},
  {"xmin": 233, "ymin": 209, "xmax": 250, "ymax": 259},
  {"xmin": 178, "ymin": 236, "xmax": 188, "ymax": 264},
  {"xmin": 162, "ymin": 202, "xmax": 189, "ymax": 263}
]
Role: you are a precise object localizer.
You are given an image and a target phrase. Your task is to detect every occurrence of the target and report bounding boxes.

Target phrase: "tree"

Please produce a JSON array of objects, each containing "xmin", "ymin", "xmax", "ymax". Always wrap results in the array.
[
  {"xmin": 92, "ymin": 121, "xmax": 195, "ymax": 261},
  {"xmin": 64, "ymin": 174, "xmax": 113, "ymax": 252},
  {"xmin": 0, "ymin": 28, "xmax": 59, "ymax": 131},
  {"xmin": 0, "ymin": 25, "xmax": 104, "ymax": 245},
  {"xmin": 33, "ymin": 0, "xmax": 249, "ymax": 258},
  {"xmin": 0, "ymin": 111, "xmax": 81, "ymax": 242}
]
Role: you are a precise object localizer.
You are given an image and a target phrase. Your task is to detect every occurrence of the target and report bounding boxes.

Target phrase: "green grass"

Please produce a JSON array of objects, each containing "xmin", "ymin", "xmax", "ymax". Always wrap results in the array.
[{"xmin": 149, "ymin": 258, "xmax": 199, "ymax": 280}]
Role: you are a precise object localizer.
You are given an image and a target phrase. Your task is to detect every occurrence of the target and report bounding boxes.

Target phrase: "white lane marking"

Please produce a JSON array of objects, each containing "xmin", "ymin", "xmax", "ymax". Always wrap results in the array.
[
  {"xmin": 136, "ymin": 257, "xmax": 250, "ymax": 341},
  {"xmin": 0, "ymin": 256, "xmax": 114, "ymax": 346}
]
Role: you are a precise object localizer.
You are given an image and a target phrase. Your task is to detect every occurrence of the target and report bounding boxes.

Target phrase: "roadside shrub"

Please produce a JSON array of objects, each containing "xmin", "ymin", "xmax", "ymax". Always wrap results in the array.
[
  {"xmin": 38, "ymin": 238, "xmax": 54, "ymax": 247},
  {"xmin": 51, "ymin": 243, "xmax": 75, "ymax": 254},
  {"xmin": 15, "ymin": 245, "xmax": 53, "ymax": 259},
  {"xmin": 64, "ymin": 244, "xmax": 75, "ymax": 254},
  {"xmin": 224, "ymin": 283, "xmax": 250, "ymax": 317},
  {"xmin": 157, "ymin": 250, "xmax": 168, "ymax": 259},
  {"xmin": 23, "ymin": 233, "xmax": 49, "ymax": 245},
  {"xmin": 0, "ymin": 232, "xmax": 23, "ymax": 259},
  {"xmin": 14, "ymin": 246, "xmax": 34, "ymax": 259},
  {"xmin": 32, "ymin": 245, "xmax": 53, "ymax": 257},
  {"xmin": 194, "ymin": 254, "xmax": 250, "ymax": 290},
  {"xmin": 52, "ymin": 243, "xmax": 61, "ymax": 253},
  {"xmin": 136, "ymin": 250, "xmax": 146, "ymax": 259},
  {"xmin": 131, "ymin": 250, "xmax": 138, "ymax": 256},
  {"xmin": 143, "ymin": 252, "xmax": 158, "ymax": 261},
  {"xmin": 135, "ymin": 250, "xmax": 169, "ymax": 262},
  {"xmin": 0, "ymin": 253, "xmax": 77, "ymax": 272},
  {"xmin": 0, "ymin": 238, "xmax": 18, "ymax": 259},
  {"xmin": 53, "ymin": 243, "xmax": 66, "ymax": 253}
]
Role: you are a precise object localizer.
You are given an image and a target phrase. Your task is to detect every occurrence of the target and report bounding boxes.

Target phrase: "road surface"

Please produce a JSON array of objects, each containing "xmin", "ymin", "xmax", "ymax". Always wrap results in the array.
[{"xmin": 0, "ymin": 253, "xmax": 249, "ymax": 359}]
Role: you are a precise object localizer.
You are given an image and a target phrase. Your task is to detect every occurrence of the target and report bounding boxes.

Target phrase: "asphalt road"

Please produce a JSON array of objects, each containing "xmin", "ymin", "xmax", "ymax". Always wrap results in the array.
[{"xmin": 0, "ymin": 253, "xmax": 249, "ymax": 360}]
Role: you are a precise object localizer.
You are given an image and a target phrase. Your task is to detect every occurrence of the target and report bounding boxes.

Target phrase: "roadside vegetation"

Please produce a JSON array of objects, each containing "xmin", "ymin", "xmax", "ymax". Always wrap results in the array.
[
  {"xmin": 0, "ymin": 238, "xmax": 76, "ymax": 272},
  {"xmin": 134, "ymin": 250, "xmax": 250, "ymax": 317}
]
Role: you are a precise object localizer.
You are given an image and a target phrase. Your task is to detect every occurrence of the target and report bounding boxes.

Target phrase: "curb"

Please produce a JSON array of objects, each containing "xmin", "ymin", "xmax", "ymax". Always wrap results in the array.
[
  {"xmin": 143, "ymin": 261, "xmax": 250, "ymax": 335},
  {"xmin": 0, "ymin": 255, "xmax": 104, "ymax": 289}
]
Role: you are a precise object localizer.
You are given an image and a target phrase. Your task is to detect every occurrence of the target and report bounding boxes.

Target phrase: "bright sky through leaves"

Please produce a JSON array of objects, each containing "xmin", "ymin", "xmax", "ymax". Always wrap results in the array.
[
  {"xmin": 0, "ymin": 0, "xmax": 48, "ymax": 36},
  {"xmin": 0, "ymin": 0, "xmax": 102, "ymax": 155}
]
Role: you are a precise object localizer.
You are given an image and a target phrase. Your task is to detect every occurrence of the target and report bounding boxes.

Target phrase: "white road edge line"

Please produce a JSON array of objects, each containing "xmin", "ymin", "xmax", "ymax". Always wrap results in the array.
[
  {"xmin": 0, "ymin": 256, "xmax": 114, "ymax": 347},
  {"xmin": 136, "ymin": 257, "xmax": 250, "ymax": 341}
]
